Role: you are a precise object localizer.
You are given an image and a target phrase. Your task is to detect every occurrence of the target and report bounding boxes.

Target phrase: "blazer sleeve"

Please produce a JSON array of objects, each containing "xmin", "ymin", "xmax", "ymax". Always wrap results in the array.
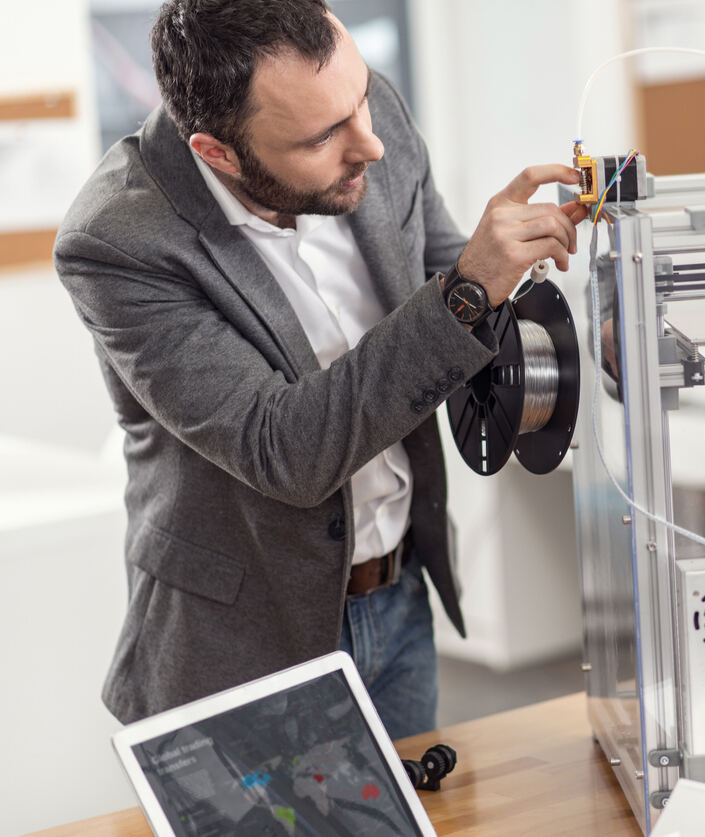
[{"xmin": 55, "ymin": 230, "xmax": 496, "ymax": 509}]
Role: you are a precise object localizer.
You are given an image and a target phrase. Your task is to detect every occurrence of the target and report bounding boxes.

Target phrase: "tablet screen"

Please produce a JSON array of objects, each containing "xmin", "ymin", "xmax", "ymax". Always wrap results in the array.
[{"xmin": 132, "ymin": 670, "xmax": 424, "ymax": 836}]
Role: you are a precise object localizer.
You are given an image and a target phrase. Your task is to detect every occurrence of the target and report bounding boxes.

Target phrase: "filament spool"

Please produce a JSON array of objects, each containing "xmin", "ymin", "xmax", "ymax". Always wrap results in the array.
[
  {"xmin": 517, "ymin": 320, "xmax": 559, "ymax": 433},
  {"xmin": 447, "ymin": 279, "xmax": 580, "ymax": 476}
]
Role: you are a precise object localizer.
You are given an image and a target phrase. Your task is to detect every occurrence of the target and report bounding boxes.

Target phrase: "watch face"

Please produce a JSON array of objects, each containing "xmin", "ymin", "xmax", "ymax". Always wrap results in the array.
[{"xmin": 448, "ymin": 283, "xmax": 488, "ymax": 324}]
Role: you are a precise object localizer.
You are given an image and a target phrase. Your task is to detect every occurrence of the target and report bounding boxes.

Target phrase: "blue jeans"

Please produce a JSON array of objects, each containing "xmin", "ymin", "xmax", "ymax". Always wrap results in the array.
[{"xmin": 339, "ymin": 552, "xmax": 438, "ymax": 741}]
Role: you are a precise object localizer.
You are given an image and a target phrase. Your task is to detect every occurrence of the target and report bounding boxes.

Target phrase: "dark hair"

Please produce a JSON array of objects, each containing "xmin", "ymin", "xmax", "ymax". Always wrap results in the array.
[{"xmin": 151, "ymin": 0, "xmax": 338, "ymax": 148}]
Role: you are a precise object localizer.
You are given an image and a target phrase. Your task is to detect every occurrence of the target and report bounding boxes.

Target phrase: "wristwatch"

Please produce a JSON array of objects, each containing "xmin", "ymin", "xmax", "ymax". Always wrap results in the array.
[{"xmin": 441, "ymin": 264, "xmax": 493, "ymax": 328}]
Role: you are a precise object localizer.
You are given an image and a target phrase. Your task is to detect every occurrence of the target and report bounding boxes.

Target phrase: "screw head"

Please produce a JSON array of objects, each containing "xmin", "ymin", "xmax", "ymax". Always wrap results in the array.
[
  {"xmin": 635, "ymin": 770, "xmax": 645, "ymax": 780},
  {"xmin": 610, "ymin": 757, "xmax": 622, "ymax": 767},
  {"xmin": 633, "ymin": 253, "xmax": 643, "ymax": 264},
  {"xmin": 622, "ymin": 514, "xmax": 632, "ymax": 525},
  {"xmin": 659, "ymin": 755, "xmax": 670, "ymax": 766},
  {"xmin": 581, "ymin": 663, "xmax": 592, "ymax": 672},
  {"xmin": 647, "ymin": 541, "xmax": 657, "ymax": 552},
  {"xmin": 609, "ymin": 250, "xmax": 620, "ymax": 261}
]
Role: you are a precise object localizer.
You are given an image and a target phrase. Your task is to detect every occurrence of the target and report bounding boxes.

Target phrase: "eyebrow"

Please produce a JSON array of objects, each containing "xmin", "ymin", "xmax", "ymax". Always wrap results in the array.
[{"xmin": 298, "ymin": 66, "xmax": 373, "ymax": 146}]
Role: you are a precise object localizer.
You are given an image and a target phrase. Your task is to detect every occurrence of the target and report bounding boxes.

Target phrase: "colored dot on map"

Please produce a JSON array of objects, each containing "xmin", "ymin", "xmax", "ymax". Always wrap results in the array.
[
  {"xmin": 242, "ymin": 771, "xmax": 271, "ymax": 790},
  {"xmin": 275, "ymin": 807, "xmax": 296, "ymax": 827},
  {"xmin": 362, "ymin": 783, "xmax": 380, "ymax": 801}
]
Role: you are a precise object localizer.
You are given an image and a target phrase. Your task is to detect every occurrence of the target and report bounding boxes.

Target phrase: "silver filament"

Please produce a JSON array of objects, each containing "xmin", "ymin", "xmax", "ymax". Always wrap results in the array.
[{"xmin": 518, "ymin": 320, "xmax": 559, "ymax": 434}]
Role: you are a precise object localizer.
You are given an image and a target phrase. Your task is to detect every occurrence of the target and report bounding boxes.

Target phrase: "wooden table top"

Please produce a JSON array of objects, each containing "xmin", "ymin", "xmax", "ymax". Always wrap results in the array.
[{"xmin": 24, "ymin": 692, "xmax": 642, "ymax": 837}]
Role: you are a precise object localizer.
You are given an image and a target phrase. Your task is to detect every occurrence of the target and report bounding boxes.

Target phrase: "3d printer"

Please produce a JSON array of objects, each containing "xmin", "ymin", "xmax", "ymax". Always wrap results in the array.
[{"xmin": 447, "ymin": 143, "xmax": 705, "ymax": 833}]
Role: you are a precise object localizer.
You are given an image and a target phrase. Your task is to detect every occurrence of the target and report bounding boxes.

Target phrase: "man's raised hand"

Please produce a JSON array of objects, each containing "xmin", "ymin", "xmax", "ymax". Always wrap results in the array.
[{"xmin": 457, "ymin": 165, "xmax": 589, "ymax": 308}]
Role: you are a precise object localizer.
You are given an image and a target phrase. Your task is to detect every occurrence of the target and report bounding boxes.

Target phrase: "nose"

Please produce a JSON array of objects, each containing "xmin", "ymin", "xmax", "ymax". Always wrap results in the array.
[{"xmin": 344, "ymin": 118, "xmax": 385, "ymax": 165}]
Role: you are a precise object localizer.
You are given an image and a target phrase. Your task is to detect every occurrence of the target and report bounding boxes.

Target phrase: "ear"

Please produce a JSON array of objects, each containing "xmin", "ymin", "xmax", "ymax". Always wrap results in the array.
[{"xmin": 189, "ymin": 132, "xmax": 241, "ymax": 175}]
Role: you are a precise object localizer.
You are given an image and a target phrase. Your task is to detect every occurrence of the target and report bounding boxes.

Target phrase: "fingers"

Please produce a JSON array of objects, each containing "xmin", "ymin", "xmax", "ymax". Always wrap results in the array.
[
  {"xmin": 517, "ymin": 203, "xmax": 577, "ymax": 254},
  {"xmin": 519, "ymin": 219, "xmax": 572, "ymax": 259},
  {"xmin": 524, "ymin": 237, "xmax": 573, "ymax": 272},
  {"xmin": 561, "ymin": 200, "xmax": 589, "ymax": 225},
  {"xmin": 501, "ymin": 165, "xmax": 580, "ymax": 204}
]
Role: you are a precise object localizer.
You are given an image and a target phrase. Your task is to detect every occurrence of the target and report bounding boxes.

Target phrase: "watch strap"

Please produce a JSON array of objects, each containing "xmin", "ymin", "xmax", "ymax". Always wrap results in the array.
[
  {"xmin": 441, "ymin": 263, "xmax": 465, "ymax": 299},
  {"xmin": 442, "ymin": 264, "xmax": 493, "ymax": 327}
]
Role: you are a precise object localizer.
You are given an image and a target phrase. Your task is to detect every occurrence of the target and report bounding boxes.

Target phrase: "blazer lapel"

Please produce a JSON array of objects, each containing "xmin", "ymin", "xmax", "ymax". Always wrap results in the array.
[
  {"xmin": 348, "ymin": 158, "xmax": 416, "ymax": 315},
  {"xmin": 140, "ymin": 105, "xmax": 320, "ymax": 377},
  {"xmin": 198, "ymin": 206, "xmax": 320, "ymax": 376}
]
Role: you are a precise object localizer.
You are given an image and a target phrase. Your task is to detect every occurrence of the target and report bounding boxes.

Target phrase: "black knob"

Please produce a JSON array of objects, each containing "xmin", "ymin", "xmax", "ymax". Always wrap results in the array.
[
  {"xmin": 401, "ymin": 759, "xmax": 425, "ymax": 789},
  {"xmin": 422, "ymin": 744, "xmax": 457, "ymax": 781}
]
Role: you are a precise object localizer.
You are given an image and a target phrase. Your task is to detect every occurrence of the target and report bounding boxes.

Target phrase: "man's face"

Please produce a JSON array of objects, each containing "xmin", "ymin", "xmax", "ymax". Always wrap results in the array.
[{"xmin": 232, "ymin": 18, "xmax": 384, "ymax": 216}]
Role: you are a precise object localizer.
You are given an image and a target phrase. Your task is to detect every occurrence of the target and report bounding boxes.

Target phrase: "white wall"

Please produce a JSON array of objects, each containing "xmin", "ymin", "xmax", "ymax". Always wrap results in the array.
[
  {"xmin": 2, "ymin": 508, "xmax": 133, "ymax": 837},
  {"xmin": 409, "ymin": 0, "xmax": 636, "ymax": 234},
  {"xmin": 0, "ymin": 269, "xmax": 118, "ymax": 451},
  {"xmin": 0, "ymin": 269, "xmax": 130, "ymax": 836},
  {"xmin": 0, "ymin": 2, "xmax": 134, "ymax": 834}
]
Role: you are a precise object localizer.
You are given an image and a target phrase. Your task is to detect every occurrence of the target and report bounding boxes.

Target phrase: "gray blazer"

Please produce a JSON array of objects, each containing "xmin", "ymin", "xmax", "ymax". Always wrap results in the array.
[{"xmin": 54, "ymin": 74, "xmax": 498, "ymax": 724}]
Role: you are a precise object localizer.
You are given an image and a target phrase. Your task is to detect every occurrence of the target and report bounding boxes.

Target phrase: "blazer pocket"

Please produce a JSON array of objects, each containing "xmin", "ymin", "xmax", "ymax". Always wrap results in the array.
[{"xmin": 130, "ymin": 524, "xmax": 245, "ymax": 605}]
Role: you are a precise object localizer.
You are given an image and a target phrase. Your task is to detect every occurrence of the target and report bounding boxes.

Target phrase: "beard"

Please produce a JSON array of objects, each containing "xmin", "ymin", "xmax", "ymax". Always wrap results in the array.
[{"xmin": 233, "ymin": 141, "xmax": 368, "ymax": 217}]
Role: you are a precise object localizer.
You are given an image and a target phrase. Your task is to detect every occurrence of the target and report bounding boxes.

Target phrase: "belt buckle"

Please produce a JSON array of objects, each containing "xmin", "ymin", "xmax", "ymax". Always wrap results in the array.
[
  {"xmin": 346, "ymin": 538, "xmax": 405, "ymax": 599},
  {"xmin": 369, "ymin": 539, "xmax": 404, "ymax": 596},
  {"xmin": 385, "ymin": 538, "xmax": 404, "ymax": 588}
]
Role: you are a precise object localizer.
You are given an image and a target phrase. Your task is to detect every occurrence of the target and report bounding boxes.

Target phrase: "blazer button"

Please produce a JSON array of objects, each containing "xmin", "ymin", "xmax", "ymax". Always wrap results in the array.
[
  {"xmin": 411, "ymin": 400, "xmax": 425, "ymax": 414},
  {"xmin": 437, "ymin": 377, "xmax": 451, "ymax": 393},
  {"xmin": 328, "ymin": 517, "xmax": 346, "ymax": 541},
  {"xmin": 423, "ymin": 388, "xmax": 439, "ymax": 403},
  {"xmin": 448, "ymin": 366, "xmax": 464, "ymax": 382}
]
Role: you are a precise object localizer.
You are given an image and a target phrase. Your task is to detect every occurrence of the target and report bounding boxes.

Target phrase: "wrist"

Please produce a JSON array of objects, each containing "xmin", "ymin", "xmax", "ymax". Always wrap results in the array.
[{"xmin": 441, "ymin": 264, "xmax": 494, "ymax": 329}]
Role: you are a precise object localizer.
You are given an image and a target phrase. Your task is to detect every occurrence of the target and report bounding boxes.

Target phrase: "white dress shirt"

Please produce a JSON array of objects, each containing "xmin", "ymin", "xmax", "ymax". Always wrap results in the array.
[{"xmin": 192, "ymin": 151, "xmax": 412, "ymax": 563}]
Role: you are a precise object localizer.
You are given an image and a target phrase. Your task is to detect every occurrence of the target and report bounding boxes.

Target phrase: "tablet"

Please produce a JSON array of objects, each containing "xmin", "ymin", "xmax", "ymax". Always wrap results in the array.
[{"xmin": 112, "ymin": 650, "xmax": 438, "ymax": 836}]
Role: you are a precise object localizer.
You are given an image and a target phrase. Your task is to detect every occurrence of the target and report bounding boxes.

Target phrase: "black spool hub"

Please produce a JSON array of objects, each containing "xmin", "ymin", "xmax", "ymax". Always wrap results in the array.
[
  {"xmin": 447, "ymin": 279, "xmax": 580, "ymax": 476},
  {"xmin": 446, "ymin": 302, "xmax": 524, "ymax": 476}
]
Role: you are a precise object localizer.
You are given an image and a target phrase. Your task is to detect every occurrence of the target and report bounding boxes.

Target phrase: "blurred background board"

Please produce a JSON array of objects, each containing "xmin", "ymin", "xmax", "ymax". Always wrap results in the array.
[
  {"xmin": 638, "ymin": 77, "xmax": 705, "ymax": 175},
  {"xmin": 0, "ymin": 91, "xmax": 77, "ymax": 269},
  {"xmin": 630, "ymin": 0, "xmax": 705, "ymax": 174},
  {"xmin": 0, "ymin": 91, "xmax": 75, "ymax": 121}
]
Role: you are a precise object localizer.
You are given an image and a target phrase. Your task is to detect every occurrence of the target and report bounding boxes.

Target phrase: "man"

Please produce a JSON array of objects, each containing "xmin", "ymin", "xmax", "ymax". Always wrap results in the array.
[{"xmin": 55, "ymin": 0, "xmax": 585, "ymax": 738}]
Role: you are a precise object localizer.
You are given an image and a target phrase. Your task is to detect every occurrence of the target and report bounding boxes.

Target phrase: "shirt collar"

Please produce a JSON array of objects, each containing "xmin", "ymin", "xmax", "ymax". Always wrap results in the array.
[{"xmin": 190, "ymin": 147, "xmax": 328, "ymax": 237}]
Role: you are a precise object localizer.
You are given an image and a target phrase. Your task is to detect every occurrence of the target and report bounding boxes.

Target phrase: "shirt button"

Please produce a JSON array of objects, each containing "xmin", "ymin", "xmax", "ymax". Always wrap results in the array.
[
  {"xmin": 423, "ymin": 388, "xmax": 439, "ymax": 403},
  {"xmin": 328, "ymin": 517, "xmax": 346, "ymax": 541},
  {"xmin": 448, "ymin": 366, "xmax": 464, "ymax": 382},
  {"xmin": 411, "ymin": 400, "xmax": 425, "ymax": 414}
]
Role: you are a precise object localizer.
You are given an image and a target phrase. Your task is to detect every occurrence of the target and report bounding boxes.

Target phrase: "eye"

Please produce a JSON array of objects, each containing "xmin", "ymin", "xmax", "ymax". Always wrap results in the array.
[{"xmin": 311, "ymin": 130, "xmax": 334, "ymax": 147}]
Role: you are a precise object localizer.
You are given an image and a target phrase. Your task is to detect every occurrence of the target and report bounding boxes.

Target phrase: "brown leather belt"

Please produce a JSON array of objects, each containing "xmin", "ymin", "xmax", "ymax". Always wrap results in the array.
[{"xmin": 346, "ymin": 530, "xmax": 413, "ymax": 598}]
